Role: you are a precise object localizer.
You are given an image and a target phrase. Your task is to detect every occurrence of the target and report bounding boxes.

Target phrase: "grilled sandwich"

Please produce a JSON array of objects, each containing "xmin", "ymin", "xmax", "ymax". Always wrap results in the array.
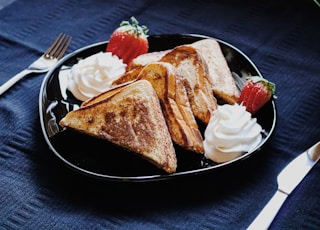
[
  {"xmin": 114, "ymin": 62, "xmax": 204, "ymax": 153},
  {"xmin": 129, "ymin": 38, "xmax": 239, "ymax": 105},
  {"xmin": 60, "ymin": 80, "xmax": 177, "ymax": 173},
  {"xmin": 159, "ymin": 45, "xmax": 218, "ymax": 124},
  {"xmin": 136, "ymin": 62, "xmax": 204, "ymax": 153},
  {"xmin": 127, "ymin": 45, "xmax": 218, "ymax": 124},
  {"xmin": 190, "ymin": 38, "xmax": 239, "ymax": 104}
]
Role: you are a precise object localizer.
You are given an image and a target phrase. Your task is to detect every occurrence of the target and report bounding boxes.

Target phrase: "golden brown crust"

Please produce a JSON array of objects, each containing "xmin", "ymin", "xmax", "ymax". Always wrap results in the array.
[
  {"xmin": 135, "ymin": 62, "xmax": 204, "ymax": 153},
  {"xmin": 128, "ymin": 38, "xmax": 239, "ymax": 105},
  {"xmin": 60, "ymin": 80, "xmax": 177, "ymax": 173},
  {"xmin": 159, "ymin": 45, "xmax": 218, "ymax": 124},
  {"xmin": 129, "ymin": 50, "xmax": 170, "ymax": 70},
  {"xmin": 190, "ymin": 39, "xmax": 240, "ymax": 104},
  {"xmin": 111, "ymin": 66, "xmax": 143, "ymax": 86},
  {"xmin": 81, "ymin": 81, "xmax": 133, "ymax": 107}
]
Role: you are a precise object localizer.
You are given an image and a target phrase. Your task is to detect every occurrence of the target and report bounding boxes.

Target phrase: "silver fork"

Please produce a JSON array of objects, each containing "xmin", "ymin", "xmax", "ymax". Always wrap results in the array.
[{"xmin": 0, "ymin": 33, "xmax": 72, "ymax": 95}]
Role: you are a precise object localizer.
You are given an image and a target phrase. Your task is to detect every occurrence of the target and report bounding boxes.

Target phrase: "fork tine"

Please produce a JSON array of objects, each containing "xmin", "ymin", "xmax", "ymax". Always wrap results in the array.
[
  {"xmin": 54, "ymin": 34, "xmax": 72, "ymax": 59},
  {"xmin": 44, "ymin": 33, "xmax": 64, "ymax": 58},
  {"xmin": 44, "ymin": 33, "xmax": 72, "ymax": 60}
]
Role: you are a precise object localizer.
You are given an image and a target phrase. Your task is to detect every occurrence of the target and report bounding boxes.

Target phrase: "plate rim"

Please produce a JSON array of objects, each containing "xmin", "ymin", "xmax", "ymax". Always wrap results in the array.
[{"xmin": 39, "ymin": 33, "xmax": 277, "ymax": 182}]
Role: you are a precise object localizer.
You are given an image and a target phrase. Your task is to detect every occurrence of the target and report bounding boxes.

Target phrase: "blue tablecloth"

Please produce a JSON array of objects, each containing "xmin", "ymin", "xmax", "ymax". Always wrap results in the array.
[{"xmin": 0, "ymin": 0, "xmax": 319, "ymax": 229}]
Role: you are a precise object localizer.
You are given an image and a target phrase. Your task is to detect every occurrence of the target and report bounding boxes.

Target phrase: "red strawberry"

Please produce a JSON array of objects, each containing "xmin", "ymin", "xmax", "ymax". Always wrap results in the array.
[
  {"xmin": 106, "ymin": 16, "xmax": 148, "ymax": 67},
  {"xmin": 238, "ymin": 76, "xmax": 276, "ymax": 114}
]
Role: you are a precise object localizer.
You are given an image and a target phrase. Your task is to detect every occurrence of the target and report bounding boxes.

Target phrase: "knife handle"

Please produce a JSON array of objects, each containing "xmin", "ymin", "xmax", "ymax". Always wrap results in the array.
[{"xmin": 247, "ymin": 190, "xmax": 287, "ymax": 230}]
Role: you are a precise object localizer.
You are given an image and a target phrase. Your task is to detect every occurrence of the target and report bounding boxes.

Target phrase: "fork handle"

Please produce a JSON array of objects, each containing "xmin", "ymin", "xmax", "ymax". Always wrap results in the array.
[
  {"xmin": 0, "ymin": 69, "xmax": 32, "ymax": 96},
  {"xmin": 247, "ymin": 190, "xmax": 287, "ymax": 230}
]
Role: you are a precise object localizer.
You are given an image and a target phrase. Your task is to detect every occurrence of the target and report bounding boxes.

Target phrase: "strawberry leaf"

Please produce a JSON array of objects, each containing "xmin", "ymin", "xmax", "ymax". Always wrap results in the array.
[
  {"xmin": 247, "ymin": 76, "xmax": 276, "ymax": 96},
  {"xmin": 119, "ymin": 16, "xmax": 148, "ymax": 37}
]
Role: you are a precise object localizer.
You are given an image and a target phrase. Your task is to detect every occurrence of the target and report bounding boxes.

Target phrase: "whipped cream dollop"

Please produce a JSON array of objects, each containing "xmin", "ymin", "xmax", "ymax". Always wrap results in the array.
[
  {"xmin": 203, "ymin": 103, "xmax": 262, "ymax": 163},
  {"xmin": 67, "ymin": 52, "xmax": 126, "ymax": 101}
]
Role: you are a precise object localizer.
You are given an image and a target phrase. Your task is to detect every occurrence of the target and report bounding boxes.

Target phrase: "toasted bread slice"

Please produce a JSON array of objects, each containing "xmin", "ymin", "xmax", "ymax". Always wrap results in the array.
[
  {"xmin": 129, "ymin": 50, "xmax": 170, "ymax": 70},
  {"xmin": 135, "ymin": 62, "xmax": 204, "ymax": 153},
  {"xmin": 111, "ymin": 66, "xmax": 142, "ymax": 86},
  {"xmin": 190, "ymin": 39, "xmax": 240, "ymax": 104},
  {"xmin": 60, "ymin": 80, "xmax": 177, "ymax": 173},
  {"xmin": 159, "ymin": 45, "xmax": 218, "ymax": 124},
  {"xmin": 81, "ymin": 81, "xmax": 133, "ymax": 107}
]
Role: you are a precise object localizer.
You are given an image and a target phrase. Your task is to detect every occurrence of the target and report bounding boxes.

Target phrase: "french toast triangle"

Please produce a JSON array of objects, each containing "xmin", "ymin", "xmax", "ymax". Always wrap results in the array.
[
  {"xmin": 189, "ymin": 39, "xmax": 240, "ymax": 104},
  {"xmin": 59, "ymin": 80, "xmax": 177, "ymax": 174},
  {"xmin": 159, "ymin": 45, "xmax": 218, "ymax": 124},
  {"xmin": 135, "ymin": 62, "xmax": 204, "ymax": 154},
  {"xmin": 128, "ymin": 38, "xmax": 239, "ymax": 105},
  {"xmin": 112, "ymin": 62, "xmax": 204, "ymax": 154}
]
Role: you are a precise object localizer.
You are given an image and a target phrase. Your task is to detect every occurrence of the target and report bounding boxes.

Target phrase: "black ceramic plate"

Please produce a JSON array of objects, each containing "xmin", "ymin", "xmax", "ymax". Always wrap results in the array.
[{"xmin": 39, "ymin": 34, "xmax": 276, "ymax": 182}]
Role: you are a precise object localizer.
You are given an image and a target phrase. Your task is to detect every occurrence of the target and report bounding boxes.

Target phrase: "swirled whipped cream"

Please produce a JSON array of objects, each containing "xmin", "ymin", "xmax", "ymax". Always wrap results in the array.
[
  {"xmin": 67, "ymin": 52, "xmax": 126, "ymax": 101},
  {"xmin": 203, "ymin": 103, "xmax": 262, "ymax": 163}
]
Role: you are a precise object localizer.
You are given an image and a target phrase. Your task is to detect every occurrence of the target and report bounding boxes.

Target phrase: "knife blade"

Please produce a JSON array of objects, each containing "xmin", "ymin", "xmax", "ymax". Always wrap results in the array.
[{"xmin": 247, "ymin": 141, "xmax": 320, "ymax": 230}]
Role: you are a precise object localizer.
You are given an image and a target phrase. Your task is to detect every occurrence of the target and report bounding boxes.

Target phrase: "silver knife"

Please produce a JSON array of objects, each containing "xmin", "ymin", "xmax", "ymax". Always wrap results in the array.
[{"xmin": 247, "ymin": 141, "xmax": 320, "ymax": 230}]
